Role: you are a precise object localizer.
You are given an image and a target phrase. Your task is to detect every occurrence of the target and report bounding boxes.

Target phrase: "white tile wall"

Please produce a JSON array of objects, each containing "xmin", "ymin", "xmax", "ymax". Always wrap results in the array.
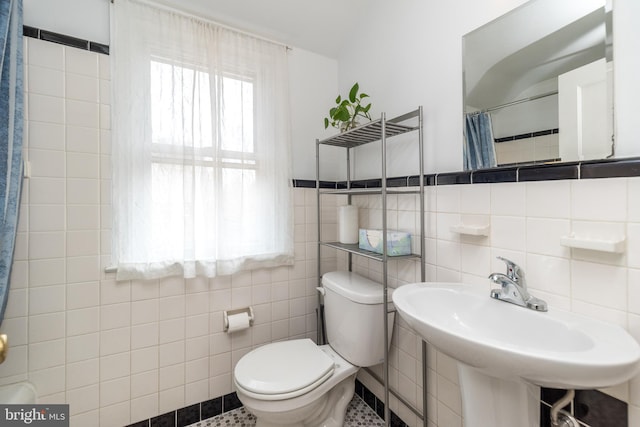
[
  {"xmin": 351, "ymin": 177, "xmax": 640, "ymax": 426},
  {"xmin": 0, "ymin": 38, "xmax": 330, "ymax": 427},
  {"xmin": 3, "ymin": 36, "xmax": 639, "ymax": 427}
]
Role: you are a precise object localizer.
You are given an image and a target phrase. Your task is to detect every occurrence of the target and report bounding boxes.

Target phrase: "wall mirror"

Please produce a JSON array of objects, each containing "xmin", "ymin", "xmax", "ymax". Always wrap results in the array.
[{"xmin": 462, "ymin": 0, "xmax": 613, "ymax": 170}]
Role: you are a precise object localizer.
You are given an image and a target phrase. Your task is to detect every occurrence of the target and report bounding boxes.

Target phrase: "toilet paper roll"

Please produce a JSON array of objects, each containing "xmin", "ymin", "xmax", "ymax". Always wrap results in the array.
[
  {"xmin": 227, "ymin": 312, "xmax": 251, "ymax": 333},
  {"xmin": 338, "ymin": 205, "xmax": 359, "ymax": 244}
]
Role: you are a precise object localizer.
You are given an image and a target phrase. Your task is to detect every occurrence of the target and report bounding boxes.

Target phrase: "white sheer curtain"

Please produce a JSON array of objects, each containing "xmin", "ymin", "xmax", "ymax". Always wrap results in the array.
[{"xmin": 111, "ymin": 0, "xmax": 293, "ymax": 280}]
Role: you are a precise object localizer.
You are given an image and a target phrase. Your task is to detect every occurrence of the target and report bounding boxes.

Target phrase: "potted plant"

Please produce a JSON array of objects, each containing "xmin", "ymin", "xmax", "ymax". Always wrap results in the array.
[{"xmin": 324, "ymin": 82, "xmax": 372, "ymax": 132}]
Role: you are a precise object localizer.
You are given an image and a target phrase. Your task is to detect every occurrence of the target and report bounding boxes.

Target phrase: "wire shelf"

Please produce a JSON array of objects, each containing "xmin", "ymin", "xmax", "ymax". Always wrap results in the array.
[{"xmin": 318, "ymin": 108, "xmax": 420, "ymax": 148}]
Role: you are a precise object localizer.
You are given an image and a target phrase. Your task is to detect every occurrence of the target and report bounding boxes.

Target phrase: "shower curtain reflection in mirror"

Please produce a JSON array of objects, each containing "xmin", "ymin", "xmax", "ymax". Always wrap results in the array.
[
  {"xmin": 0, "ymin": 0, "xmax": 24, "ymax": 326},
  {"xmin": 464, "ymin": 112, "xmax": 497, "ymax": 170}
]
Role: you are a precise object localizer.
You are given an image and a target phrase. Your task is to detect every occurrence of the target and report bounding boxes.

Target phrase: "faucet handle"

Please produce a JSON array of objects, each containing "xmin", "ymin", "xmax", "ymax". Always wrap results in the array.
[{"xmin": 496, "ymin": 256, "xmax": 524, "ymax": 281}]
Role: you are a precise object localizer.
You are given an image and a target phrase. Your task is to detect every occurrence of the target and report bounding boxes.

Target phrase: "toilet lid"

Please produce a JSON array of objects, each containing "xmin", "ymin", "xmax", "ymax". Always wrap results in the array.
[{"xmin": 235, "ymin": 339, "xmax": 335, "ymax": 397}]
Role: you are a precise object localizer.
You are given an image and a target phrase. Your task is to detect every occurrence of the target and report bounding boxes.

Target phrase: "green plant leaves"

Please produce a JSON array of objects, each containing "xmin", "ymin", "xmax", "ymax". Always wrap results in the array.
[
  {"xmin": 324, "ymin": 82, "xmax": 372, "ymax": 130},
  {"xmin": 348, "ymin": 82, "xmax": 359, "ymax": 103},
  {"xmin": 334, "ymin": 106, "xmax": 351, "ymax": 122}
]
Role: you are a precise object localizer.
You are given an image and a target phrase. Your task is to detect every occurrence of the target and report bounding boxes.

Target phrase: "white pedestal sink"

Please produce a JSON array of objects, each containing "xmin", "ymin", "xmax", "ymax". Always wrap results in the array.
[{"xmin": 393, "ymin": 282, "xmax": 640, "ymax": 427}]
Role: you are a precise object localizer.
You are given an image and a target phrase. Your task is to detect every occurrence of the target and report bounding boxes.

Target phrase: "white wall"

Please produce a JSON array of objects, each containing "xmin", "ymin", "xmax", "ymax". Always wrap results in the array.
[
  {"xmin": 337, "ymin": 0, "xmax": 638, "ymax": 176},
  {"xmin": 288, "ymin": 49, "xmax": 343, "ymax": 181},
  {"xmin": 333, "ymin": 0, "xmax": 520, "ymax": 176},
  {"xmin": 24, "ymin": 0, "xmax": 110, "ymax": 44}
]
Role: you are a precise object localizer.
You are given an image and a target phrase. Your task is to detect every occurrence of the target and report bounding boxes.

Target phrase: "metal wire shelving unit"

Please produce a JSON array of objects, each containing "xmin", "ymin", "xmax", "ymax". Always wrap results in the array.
[{"xmin": 315, "ymin": 106, "xmax": 426, "ymax": 427}]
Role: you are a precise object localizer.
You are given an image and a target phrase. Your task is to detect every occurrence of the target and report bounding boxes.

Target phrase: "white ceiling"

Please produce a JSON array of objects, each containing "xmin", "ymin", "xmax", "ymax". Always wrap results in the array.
[{"xmin": 160, "ymin": 0, "xmax": 372, "ymax": 57}]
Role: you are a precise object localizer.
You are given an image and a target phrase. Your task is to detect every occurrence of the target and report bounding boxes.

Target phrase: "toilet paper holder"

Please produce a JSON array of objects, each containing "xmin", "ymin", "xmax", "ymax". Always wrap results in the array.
[{"xmin": 223, "ymin": 306, "xmax": 255, "ymax": 332}]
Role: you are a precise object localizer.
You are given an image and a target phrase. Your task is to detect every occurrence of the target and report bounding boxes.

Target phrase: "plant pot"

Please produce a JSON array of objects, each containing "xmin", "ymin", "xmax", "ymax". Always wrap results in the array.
[{"xmin": 340, "ymin": 120, "xmax": 360, "ymax": 133}]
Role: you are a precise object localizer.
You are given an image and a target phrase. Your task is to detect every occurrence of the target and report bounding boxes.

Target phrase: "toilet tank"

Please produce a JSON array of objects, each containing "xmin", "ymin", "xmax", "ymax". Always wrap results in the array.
[{"xmin": 322, "ymin": 271, "xmax": 394, "ymax": 367}]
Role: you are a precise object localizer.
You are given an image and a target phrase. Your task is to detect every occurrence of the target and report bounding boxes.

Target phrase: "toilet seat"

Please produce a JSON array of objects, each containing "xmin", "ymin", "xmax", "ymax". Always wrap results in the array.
[{"xmin": 234, "ymin": 339, "xmax": 335, "ymax": 401}]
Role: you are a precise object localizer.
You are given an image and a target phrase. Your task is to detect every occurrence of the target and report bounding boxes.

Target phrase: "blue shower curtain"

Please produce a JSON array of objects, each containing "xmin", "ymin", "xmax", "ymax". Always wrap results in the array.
[
  {"xmin": 464, "ymin": 112, "xmax": 497, "ymax": 170},
  {"xmin": 0, "ymin": 0, "xmax": 24, "ymax": 326}
]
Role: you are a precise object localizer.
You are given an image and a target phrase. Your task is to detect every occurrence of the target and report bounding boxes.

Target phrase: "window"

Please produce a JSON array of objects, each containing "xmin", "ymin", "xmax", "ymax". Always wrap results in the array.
[
  {"xmin": 112, "ymin": 0, "xmax": 293, "ymax": 280},
  {"xmin": 149, "ymin": 60, "xmax": 260, "ymax": 261}
]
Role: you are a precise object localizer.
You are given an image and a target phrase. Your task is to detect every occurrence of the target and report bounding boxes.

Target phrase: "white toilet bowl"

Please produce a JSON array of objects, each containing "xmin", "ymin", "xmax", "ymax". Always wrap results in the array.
[
  {"xmin": 234, "ymin": 339, "xmax": 358, "ymax": 427},
  {"xmin": 234, "ymin": 271, "xmax": 394, "ymax": 427}
]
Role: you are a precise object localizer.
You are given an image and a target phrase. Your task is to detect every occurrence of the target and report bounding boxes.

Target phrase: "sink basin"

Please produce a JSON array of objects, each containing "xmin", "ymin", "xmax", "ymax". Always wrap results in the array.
[{"xmin": 393, "ymin": 282, "xmax": 640, "ymax": 389}]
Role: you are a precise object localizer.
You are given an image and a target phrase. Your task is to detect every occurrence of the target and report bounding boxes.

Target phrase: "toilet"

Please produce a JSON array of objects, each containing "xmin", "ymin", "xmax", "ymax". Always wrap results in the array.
[{"xmin": 233, "ymin": 270, "xmax": 395, "ymax": 427}]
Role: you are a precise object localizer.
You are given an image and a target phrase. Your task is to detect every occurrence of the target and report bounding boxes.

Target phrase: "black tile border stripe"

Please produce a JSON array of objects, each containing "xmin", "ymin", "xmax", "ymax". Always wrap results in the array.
[
  {"xmin": 22, "ymin": 25, "xmax": 38, "ymax": 39},
  {"xmin": 118, "ymin": 372, "xmax": 630, "ymax": 427},
  {"xmin": 90, "ymin": 41, "xmax": 110, "ymax": 55},
  {"xmin": 471, "ymin": 167, "xmax": 517, "ymax": 184},
  {"xmin": 23, "ymin": 25, "xmax": 110, "ymax": 55},
  {"xmin": 519, "ymin": 162, "xmax": 579, "ymax": 182},
  {"xmin": 40, "ymin": 29, "xmax": 87, "ymax": 50},
  {"xmin": 292, "ymin": 157, "xmax": 640, "ymax": 188},
  {"xmin": 126, "ymin": 383, "xmax": 410, "ymax": 427},
  {"xmin": 495, "ymin": 127, "xmax": 559, "ymax": 143},
  {"xmin": 437, "ymin": 171, "xmax": 471, "ymax": 185},
  {"xmin": 125, "ymin": 391, "xmax": 238, "ymax": 427},
  {"xmin": 354, "ymin": 379, "xmax": 410, "ymax": 427},
  {"xmin": 580, "ymin": 157, "xmax": 640, "ymax": 179}
]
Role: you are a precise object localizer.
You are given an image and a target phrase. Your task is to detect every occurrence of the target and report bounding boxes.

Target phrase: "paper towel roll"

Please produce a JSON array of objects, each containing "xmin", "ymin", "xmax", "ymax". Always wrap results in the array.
[
  {"xmin": 338, "ymin": 205, "xmax": 359, "ymax": 244},
  {"xmin": 227, "ymin": 312, "xmax": 251, "ymax": 333}
]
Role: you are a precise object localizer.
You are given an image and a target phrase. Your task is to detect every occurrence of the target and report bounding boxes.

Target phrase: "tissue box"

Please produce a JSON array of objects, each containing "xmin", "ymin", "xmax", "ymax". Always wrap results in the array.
[{"xmin": 358, "ymin": 229, "xmax": 412, "ymax": 256}]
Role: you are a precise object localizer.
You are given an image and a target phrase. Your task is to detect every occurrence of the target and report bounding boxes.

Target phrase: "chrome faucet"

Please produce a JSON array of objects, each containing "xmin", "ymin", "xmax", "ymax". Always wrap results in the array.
[{"xmin": 488, "ymin": 256, "xmax": 547, "ymax": 312}]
